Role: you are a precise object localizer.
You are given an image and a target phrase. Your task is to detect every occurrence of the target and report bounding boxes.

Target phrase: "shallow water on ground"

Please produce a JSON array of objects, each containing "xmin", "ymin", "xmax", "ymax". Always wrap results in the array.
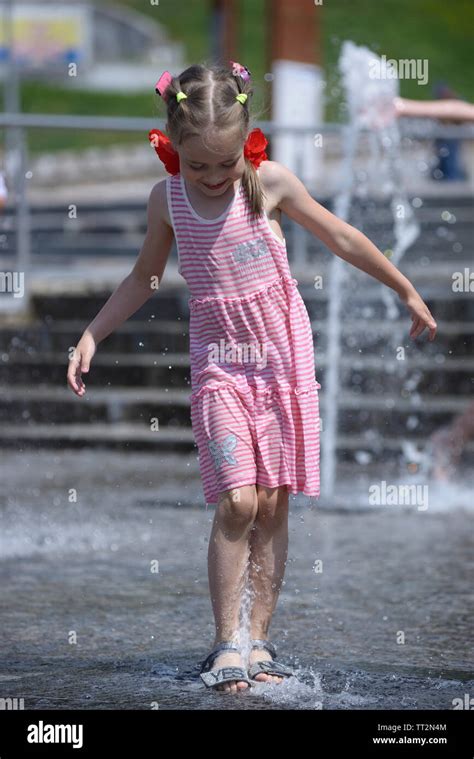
[{"xmin": 0, "ymin": 451, "xmax": 472, "ymax": 709}]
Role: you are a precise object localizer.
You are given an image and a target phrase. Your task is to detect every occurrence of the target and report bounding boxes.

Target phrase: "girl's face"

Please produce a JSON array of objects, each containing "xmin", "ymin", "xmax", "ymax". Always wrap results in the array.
[{"xmin": 176, "ymin": 131, "xmax": 246, "ymax": 196}]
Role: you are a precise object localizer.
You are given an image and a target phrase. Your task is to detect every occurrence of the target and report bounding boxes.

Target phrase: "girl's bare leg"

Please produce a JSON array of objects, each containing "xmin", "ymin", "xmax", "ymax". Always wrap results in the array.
[
  {"xmin": 247, "ymin": 485, "xmax": 289, "ymax": 683},
  {"xmin": 207, "ymin": 484, "xmax": 258, "ymax": 693}
]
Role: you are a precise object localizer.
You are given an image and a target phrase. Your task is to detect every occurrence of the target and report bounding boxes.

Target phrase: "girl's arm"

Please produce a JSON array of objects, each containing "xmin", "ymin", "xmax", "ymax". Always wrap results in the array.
[
  {"xmin": 67, "ymin": 181, "xmax": 175, "ymax": 396},
  {"xmin": 268, "ymin": 161, "xmax": 437, "ymax": 341}
]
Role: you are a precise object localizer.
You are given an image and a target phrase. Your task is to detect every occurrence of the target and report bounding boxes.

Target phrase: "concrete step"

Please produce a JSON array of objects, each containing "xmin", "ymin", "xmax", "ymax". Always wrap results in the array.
[
  {"xmin": 0, "ymin": 318, "xmax": 472, "ymax": 353},
  {"xmin": 1, "ymin": 196, "xmax": 472, "ymax": 263},
  {"xmin": 2, "ymin": 197, "xmax": 471, "ymax": 226},
  {"xmin": 2, "ymin": 231, "xmax": 471, "ymax": 263},
  {"xmin": 1, "ymin": 423, "xmax": 472, "ymax": 466},
  {"xmin": 0, "ymin": 320, "xmax": 190, "ymax": 353},
  {"xmin": 0, "ymin": 384, "xmax": 468, "ymax": 431},
  {"xmin": 0, "ymin": 355, "xmax": 191, "ymax": 386},
  {"xmin": 1, "ymin": 354, "xmax": 473, "ymax": 390},
  {"xmin": 16, "ymin": 278, "xmax": 474, "ymax": 325},
  {"xmin": 1, "ymin": 349, "xmax": 473, "ymax": 372},
  {"xmin": 29, "ymin": 290, "xmax": 191, "ymax": 321},
  {"xmin": 0, "ymin": 422, "xmax": 194, "ymax": 449}
]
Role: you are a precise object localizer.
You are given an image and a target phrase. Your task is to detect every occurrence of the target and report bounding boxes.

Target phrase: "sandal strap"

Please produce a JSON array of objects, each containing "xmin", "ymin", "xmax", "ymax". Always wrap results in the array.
[
  {"xmin": 248, "ymin": 659, "xmax": 294, "ymax": 679},
  {"xmin": 250, "ymin": 638, "xmax": 277, "ymax": 659},
  {"xmin": 200, "ymin": 666, "xmax": 252, "ymax": 688},
  {"xmin": 200, "ymin": 640, "xmax": 241, "ymax": 673}
]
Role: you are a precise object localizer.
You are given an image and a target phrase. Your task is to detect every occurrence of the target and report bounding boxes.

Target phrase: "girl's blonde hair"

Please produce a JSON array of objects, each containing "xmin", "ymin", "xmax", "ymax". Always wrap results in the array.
[{"xmin": 160, "ymin": 62, "xmax": 266, "ymax": 217}]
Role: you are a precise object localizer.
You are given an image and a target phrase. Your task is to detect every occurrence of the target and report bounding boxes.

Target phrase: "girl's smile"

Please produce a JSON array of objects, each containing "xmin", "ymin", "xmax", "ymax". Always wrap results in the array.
[
  {"xmin": 202, "ymin": 179, "xmax": 229, "ymax": 191},
  {"xmin": 174, "ymin": 132, "xmax": 246, "ymax": 198}
]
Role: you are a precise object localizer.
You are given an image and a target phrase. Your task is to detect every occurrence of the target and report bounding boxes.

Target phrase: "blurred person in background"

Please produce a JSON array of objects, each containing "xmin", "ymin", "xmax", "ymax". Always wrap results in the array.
[
  {"xmin": 395, "ymin": 90, "xmax": 473, "ymax": 478},
  {"xmin": 394, "ymin": 95, "xmax": 474, "ymax": 123},
  {"xmin": 0, "ymin": 170, "xmax": 7, "ymax": 211},
  {"xmin": 428, "ymin": 402, "xmax": 474, "ymax": 481}
]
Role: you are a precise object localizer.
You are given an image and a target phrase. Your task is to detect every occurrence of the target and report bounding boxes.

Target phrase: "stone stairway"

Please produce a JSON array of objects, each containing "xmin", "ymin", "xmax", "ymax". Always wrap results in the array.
[{"xmin": 0, "ymin": 193, "xmax": 472, "ymax": 467}]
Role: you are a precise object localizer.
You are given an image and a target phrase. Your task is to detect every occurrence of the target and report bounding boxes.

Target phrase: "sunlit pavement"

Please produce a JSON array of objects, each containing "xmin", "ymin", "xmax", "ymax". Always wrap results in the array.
[{"xmin": 0, "ymin": 450, "xmax": 472, "ymax": 710}]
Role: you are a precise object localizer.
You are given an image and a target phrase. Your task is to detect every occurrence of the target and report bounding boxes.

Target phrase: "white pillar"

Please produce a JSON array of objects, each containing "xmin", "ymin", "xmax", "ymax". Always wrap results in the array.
[{"xmin": 271, "ymin": 59, "xmax": 324, "ymax": 193}]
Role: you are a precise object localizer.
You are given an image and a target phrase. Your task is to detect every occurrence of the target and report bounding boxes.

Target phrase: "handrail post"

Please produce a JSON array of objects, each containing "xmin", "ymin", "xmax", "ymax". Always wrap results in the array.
[{"xmin": 16, "ymin": 127, "xmax": 31, "ymax": 315}]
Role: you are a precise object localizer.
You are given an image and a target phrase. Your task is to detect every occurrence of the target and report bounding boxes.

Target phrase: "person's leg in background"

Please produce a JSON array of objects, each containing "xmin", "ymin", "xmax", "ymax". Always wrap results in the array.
[{"xmin": 430, "ymin": 401, "xmax": 474, "ymax": 480}]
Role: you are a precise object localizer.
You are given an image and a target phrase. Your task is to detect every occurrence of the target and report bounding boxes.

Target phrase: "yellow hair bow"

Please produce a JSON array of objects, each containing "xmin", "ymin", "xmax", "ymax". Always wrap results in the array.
[
  {"xmin": 235, "ymin": 93, "xmax": 248, "ymax": 105},
  {"xmin": 176, "ymin": 91, "xmax": 188, "ymax": 103}
]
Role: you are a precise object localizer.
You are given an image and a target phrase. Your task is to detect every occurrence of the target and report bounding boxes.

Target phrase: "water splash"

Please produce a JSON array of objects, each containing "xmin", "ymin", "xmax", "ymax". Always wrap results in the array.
[
  {"xmin": 339, "ymin": 41, "xmax": 420, "ymax": 308},
  {"xmin": 238, "ymin": 557, "xmax": 255, "ymax": 664},
  {"xmin": 321, "ymin": 41, "xmax": 421, "ymax": 498}
]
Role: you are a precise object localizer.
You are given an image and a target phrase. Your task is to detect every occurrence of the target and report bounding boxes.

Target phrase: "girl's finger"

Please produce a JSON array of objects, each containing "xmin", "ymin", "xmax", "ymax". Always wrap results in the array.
[
  {"xmin": 76, "ymin": 368, "xmax": 86, "ymax": 391},
  {"xmin": 428, "ymin": 319, "xmax": 437, "ymax": 341},
  {"xmin": 67, "ymin": 358, "xmax": 85, "ymax": 394},
  {"xmin": 67, "ymin": 362, "xmax": 79, "ymax": 391},
  {"xmin": 413, "ymin": 320, "xmax": 427, "ymax": 339},
  {"xmin": 409, "ymin": 317, "xmax": 420, "ymax": 338}
]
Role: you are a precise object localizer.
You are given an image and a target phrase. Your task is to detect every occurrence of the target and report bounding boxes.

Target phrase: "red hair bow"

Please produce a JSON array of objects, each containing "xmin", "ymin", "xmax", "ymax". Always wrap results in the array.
[{"xmin": 148, "ymin": 127, "xmax": 268, "ymax": 175}]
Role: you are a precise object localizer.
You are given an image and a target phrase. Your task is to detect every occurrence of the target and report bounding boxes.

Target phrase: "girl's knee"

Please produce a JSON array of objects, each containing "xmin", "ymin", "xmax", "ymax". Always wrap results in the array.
[
  {"xmin": 217, "ymin": 485, "xmax": 258, "ymax": 525},
  {"xmin": 256, "ymin": 485, "xmax": 289, "ymax": 523}
]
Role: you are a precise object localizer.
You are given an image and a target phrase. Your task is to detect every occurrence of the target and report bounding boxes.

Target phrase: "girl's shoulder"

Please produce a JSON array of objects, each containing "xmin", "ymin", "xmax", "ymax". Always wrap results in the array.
[
  {"xmin": 148, "ymin": 177, "xmax": 173, "ymax": 231},
  {"xmin": 257, "ymin": 160, "xmax": 288, "ymax": 209}
]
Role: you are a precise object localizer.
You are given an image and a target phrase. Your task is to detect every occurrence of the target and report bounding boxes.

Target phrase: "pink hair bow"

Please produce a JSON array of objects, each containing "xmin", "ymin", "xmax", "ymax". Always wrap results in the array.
[
  {"xmin": 229, "ymin": 61, "xmax": 251, "ymax": 82},
  {"xmin": 155, "ymin": 71, "xmax": 173, "ymax": 101}
]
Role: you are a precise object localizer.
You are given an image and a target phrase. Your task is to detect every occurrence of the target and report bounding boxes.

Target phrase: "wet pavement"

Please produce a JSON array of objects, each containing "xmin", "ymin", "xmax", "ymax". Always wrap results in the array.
[{"xmin": 0, "ymin": 450, "xmax": 472, "ymax": 710}]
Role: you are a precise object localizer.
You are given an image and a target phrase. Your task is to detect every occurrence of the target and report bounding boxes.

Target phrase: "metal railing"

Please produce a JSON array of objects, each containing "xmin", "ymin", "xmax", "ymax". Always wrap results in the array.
[{"xmin": 1, "ymin": 110, "xmax": 474, "ymax": 315}]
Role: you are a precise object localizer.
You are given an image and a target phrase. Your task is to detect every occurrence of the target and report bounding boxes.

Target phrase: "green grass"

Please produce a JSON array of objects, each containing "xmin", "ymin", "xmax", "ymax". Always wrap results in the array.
[
  {"xmin": 0, "ymin": 84, "xmax": 156, "ymax": 154},
  {"xmin": 323, "ymin": 0, "xmax": 474, "ymax": 119},
  {"xmin": 2, "ymin": 0, "xmax": 472, "ymax": 154}
]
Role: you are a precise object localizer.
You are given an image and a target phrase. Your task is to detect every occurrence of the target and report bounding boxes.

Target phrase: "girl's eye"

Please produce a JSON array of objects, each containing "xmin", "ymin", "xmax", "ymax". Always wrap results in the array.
[{"xmin": 189, "ymin": 159, "xmax": 238, "ymax": 170}]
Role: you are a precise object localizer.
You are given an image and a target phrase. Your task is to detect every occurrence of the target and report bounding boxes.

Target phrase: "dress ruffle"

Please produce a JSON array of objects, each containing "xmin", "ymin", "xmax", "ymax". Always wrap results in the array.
[
  {"xmin": 190, "ymin": 378, "xmax": 321, "ymax": 503},
  {"xmin": 188, "ymin": 274, "xmax": 298, "ymax": 311},
  {"xmin": 190, "ymin": 378, "xmax": 321, "ymax": 403}
]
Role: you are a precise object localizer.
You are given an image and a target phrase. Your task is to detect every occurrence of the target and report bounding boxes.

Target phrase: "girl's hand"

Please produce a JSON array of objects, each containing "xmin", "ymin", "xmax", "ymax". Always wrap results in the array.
[
  {"xmin": 67, "ymin": 332, "xmax": 97, "ymax": 397},
  {"xmin": 400, "ymin": 290, "xmax": 437, "ymax": 341}
]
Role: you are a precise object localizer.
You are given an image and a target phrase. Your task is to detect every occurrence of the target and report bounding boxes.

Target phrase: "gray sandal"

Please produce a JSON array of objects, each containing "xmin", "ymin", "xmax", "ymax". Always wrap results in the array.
[
  {"xmin": 247, "ymin": 639, "xmax": 295, "ymax": 681},
  {"xmin": 199, "ymin": 641, "xmax": 253, "ymax": 689}
]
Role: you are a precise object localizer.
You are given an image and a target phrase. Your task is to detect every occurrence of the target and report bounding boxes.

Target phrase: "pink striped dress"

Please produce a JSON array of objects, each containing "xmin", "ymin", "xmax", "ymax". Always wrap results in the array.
[{"xmin": 166, "ymin": 170, "xmax": 321, "ymax": 506}]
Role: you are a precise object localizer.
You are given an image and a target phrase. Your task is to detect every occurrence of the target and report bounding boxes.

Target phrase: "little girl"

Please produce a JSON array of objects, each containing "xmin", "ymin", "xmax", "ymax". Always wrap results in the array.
[{"xmin": 67, "ymin": 62, "xmax": 437, "ymax": 695}]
